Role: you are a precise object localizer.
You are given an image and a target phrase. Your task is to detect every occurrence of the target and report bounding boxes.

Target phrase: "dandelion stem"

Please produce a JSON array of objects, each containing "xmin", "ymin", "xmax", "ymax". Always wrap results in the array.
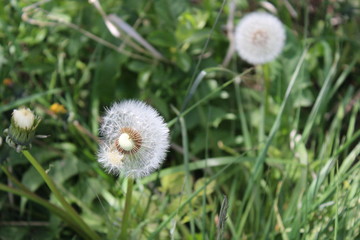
[
  {"xmin": 21, "ymin": 150, "xmax": 100, "ymax": 240},
  {"xmin": 258, "ymin": 63, "xmax": 270, "ymax": 144},
  {"xmin": 120, "ymin": 178, "xmax": 134, "ymax": 240},
  {"xmin": 234, "ymin": 78, "xmax": 253, "ymax": 155},
  {"xmin": 263, "ymin": 63, "xmax": 271, "ymax": 114}
]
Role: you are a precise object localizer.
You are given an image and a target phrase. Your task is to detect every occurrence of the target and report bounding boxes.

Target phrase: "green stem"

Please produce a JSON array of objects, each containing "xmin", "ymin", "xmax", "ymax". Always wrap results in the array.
[
  {"xmin": 256, "ymin": 65, "xmax": 265, "ymax": 144},
  {"xmin": 234, "ymin": 79, "xmax": 253, "ymax": 155},
  {"xmin": 1, "ymin": 166, "xmax": 30, "ymax": 192},
  {"xmin": 235, "ymin": 50, "xmax": 307, "ymax": 239},
  {"xmin": 21, "ymin": 150, "xmax": 100, "ymax": 240},
  {"xmin": 257, "ymin": 64, "xmax": 270, "ymax": 144},
  {"xmin": 120, "ymin": 178, "xmax": 134, "ymax": 240},
  {"xmin": 0, "ymin": 182, "xmax": 89, "ymax": 239},
  {"xmin": 263, "ymin": 63, "xmax": 271, "ymax": 113}
]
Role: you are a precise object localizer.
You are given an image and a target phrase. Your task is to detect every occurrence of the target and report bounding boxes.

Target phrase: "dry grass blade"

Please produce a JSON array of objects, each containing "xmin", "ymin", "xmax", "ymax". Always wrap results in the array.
[
  {"xmin": 21, "ymin": 3, "xmax": 152, "ymax": 62},
  {"xmin": 89, "ymin": 0, "xmax": 121, "ymax": 38},
  {"xmin": 107, "ymin": 14, "xmax": 167, "ymax": 61},
  {"xmin": 217, "ymin": 195, "xmax": 228, "ymax": 240}
]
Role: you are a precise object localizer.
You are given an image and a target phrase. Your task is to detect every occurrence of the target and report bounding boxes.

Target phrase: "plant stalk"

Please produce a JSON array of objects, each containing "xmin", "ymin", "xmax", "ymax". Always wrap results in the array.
[
  {"xmin": 0, "ymin": 182, "xmax": 89, "ymax": 239},
  {"xmin": 21, "ymin": 150, "xmax": 100, "ymax": 240},
  {"xmin": 120, "ymin": 178, "xmax": 134, "ymax": 240}
]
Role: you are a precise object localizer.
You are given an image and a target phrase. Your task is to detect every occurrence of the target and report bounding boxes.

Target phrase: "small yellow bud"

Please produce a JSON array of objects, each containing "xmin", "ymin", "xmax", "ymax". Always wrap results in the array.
[
  {"xmin": 49, "ymin": 103, "xmax": 67, "ymax": 114},
  {"xmin": 3, "ymin": 78, "xmax": 13, "ymax": 87}
]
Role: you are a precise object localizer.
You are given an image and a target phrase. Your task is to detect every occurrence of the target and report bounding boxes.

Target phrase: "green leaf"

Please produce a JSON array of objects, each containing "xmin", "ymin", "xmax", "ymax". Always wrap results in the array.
[
  {"xmin": 22, "ymin": 167, "xmax": 44, "ymax": 192},
  {"xmin": 159, "ymin": 172, "xmax": 186, "ymax": 195},
  {"xmin": 148, "ymin": 30, "xmax": 177, "ymax": 47},
  {"xmin": 194, "ymin": 177, "xmax": 216, "ymax": 197},
  {"xmin": 175, "ymin": 51, "xmax": 191, "ymax": 72},
  {"xmin": 48, "ymin": 155, "xmax": 89, "ymax": 184},
  {"xmin": 20, "ymin": 167, "xmax": 44, "ymax": 214}
]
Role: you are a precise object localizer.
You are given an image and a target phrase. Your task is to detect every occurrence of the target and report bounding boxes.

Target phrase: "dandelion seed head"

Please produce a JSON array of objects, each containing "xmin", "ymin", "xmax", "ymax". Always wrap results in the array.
[
  {"xmin": 235, "ymin": 12, "xmax": 286, "ymax": 65},
  {"xmin": 98, "ymin": 100, "xmax": 170, "ymax": 178}
]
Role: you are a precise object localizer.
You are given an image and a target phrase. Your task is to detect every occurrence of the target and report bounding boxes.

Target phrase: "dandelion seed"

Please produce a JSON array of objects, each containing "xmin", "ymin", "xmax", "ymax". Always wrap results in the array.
[
  {"xmin": 235, "ymin": 12, "xmax": 286, "ymax": 65},
  {"xmin": 98, "ymin": 100, "xmax": 170, "ymax": 178}
]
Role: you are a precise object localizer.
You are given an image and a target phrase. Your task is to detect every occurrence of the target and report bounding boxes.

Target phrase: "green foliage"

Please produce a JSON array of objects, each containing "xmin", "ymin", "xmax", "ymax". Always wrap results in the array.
[{"xmin": 0, "ymin": 0, "xmax": 360, "ymax": 239}]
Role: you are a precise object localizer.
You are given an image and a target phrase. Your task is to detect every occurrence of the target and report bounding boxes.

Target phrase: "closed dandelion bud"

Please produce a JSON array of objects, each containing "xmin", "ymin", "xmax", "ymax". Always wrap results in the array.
[
  {"xmin": 235, "ymin": 12, "xmax": 286, "ymax": 65},
  {"xmin": 5, "ymin": 107, "xmax": 41, "ymax": 151},
  {"xmin": 49, "ymin": 103, "xmax": 67, "ymax": 114},
  {"xmin": 98, "ymin": 100, "xmax": 170, "ymax": 178}
]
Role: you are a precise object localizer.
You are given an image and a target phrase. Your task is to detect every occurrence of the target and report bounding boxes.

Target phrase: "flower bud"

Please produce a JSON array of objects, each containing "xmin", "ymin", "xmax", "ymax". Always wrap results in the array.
[
  {"xmin": 49, "ymin": 103, "xmax": 67, "ymax": 114},
  {"xmin": 4, "ymin": 107, "xmax": 41, "ymax": 151}
]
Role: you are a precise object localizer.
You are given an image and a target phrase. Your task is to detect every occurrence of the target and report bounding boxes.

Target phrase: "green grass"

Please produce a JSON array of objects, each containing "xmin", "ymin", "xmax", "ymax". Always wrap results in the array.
[{"xmin": 0, "ymin": 0, "xmax": 359, "ymax": 239}]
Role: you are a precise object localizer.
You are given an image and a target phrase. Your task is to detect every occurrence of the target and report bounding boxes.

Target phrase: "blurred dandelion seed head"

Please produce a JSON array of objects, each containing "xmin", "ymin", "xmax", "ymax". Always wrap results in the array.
[
  {"xmin": 98, "ymin": 100, "xmax": 170, "ymax": 178},
  {"xmin": 235, "ymin": 12, "xmax": 286, "ymax": 65}
]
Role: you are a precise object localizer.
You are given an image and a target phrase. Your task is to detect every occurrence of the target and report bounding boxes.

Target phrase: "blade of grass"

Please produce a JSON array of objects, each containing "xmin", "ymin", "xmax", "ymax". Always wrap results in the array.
[
  {"xmin": 181, "ymin": 67, "xmax": 237, "ymax": 111},
  {"xmin": 148, "ymin": 163, "xmax": 233, "ymax": 239},
  {"xmin": 167, "ymin": 68, "xmax": 253, "ymax": 127},
  {"xmin": 314, "ymin": 143, "xmax": 360, "ymax": 208},
  {"xmin": 0, "ymin": 89, "xmax": 62, "ymax": 113},
  {"xmin": 234, "ymin": 77, "xmax": 253, "ymax": 155},
  {"xmin": 182, "ymin": 0, "xmax": 227, "ymax": 109},
  {"xmin": 235, "ymin": 49, "xmax": 307, "ymax": 238},
  {"xmin": 274, "ymin": 181, "xmax": 289, "ymax": 240},
  {"xmin": 0, "ymin": 183, "xmax": 88, "ymax": 239},
  {"xmin": 301, "ymin": 51, "xmax": 340, "ymax": 143},
  {"xmin": 178, "ymin": 115, "xmax": 195, "ymax": 239},
  {"xmin": 22, "ymin": 150, "xmax": 100, "ymax": 240},
  {"xmin": 141, "ymin": 156, "xmax": 297, "ymax": 184},
  {"xmin": 216, "ymin": 195, "xmax": 228, "ymax": 240},
  {"xmin": 328, "ymin": 57, "xmax": 357, "ymax": 99},
  {"xmin": 202, "ymin": 106, "xmax": 211, "ymax": 240}
]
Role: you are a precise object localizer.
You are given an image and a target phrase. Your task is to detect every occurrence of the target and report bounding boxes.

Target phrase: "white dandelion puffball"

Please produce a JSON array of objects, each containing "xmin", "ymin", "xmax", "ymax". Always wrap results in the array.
[
  {"xmin": 235, "ymin": 12, "xmax": 286, "ymax": 65},
  {"xmin": 98, "ymin": 100, "xmax": 170, "ymax": 178}
]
